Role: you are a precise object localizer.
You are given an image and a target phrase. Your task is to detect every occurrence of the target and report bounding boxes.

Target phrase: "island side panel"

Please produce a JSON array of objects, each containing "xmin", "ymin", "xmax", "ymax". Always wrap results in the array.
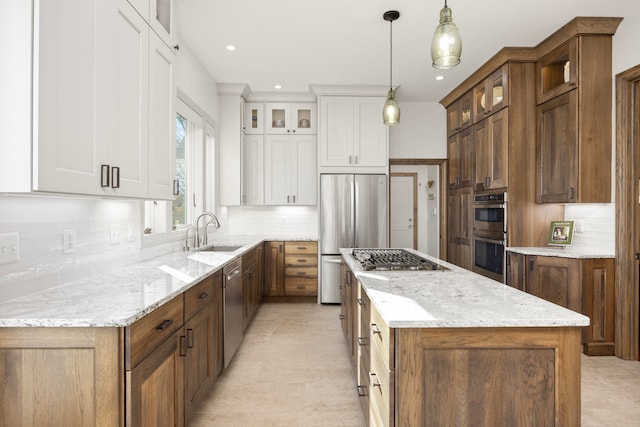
[
  {"xmin": 395, "ymin": 327, "xmax": 582, "ymax": 427},
  {"xmin": 0, "ymin": 327, "xmax": 123, "ymax": 427}
]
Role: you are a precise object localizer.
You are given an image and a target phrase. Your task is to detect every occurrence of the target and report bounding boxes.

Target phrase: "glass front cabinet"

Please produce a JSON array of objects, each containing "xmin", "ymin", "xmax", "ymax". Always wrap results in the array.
[{"xmin": 265, "ymin": 103, "xmax": 316, "ymax": 135}]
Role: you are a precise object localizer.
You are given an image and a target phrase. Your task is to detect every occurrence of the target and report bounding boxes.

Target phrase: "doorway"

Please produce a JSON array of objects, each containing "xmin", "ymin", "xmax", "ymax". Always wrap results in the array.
[
  {"xmin": 615, "ymin": 64, "xmax": 640, "ymax": 360},
  {"xmin": 390, "ymin": 173, "xmax": 418, "ymax": 249}
]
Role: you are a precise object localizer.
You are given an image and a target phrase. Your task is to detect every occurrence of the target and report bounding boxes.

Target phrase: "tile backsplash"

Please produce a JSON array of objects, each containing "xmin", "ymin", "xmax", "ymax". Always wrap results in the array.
[{"xmin": 564, "ymin": 203, "xmax": 615, "ymax": 253}]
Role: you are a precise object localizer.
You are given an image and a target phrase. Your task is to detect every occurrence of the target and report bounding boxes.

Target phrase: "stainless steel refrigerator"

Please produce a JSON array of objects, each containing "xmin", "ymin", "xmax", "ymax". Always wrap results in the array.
[{"xmin": 320, "ymin": 174, "xmax": 388, "ymax": 303}]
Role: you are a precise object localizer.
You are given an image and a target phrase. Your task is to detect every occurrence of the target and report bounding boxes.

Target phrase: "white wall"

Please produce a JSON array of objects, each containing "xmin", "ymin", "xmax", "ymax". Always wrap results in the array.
[{"xmin": 388, "ymin": 102, "xmax": 447, "ymax": 159}]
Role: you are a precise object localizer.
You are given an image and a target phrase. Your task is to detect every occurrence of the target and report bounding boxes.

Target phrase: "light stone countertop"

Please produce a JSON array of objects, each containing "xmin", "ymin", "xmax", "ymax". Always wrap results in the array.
[
  {"xmin": 340, "ymin": 248, "xmax": 590, "ymax": 329},
  {"xmin": 0, "ymin": 235, "xmax": 314, "ymax": 328},
  {"xmin": 507, "ymin": 246, "xmax": 615, "ymax": 258}
]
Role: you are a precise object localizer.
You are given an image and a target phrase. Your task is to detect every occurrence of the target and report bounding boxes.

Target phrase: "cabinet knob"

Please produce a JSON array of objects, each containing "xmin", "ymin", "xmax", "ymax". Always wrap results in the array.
[{"xmin": 173, "ymin": 44, "xmax": 180, "ymax": 51}]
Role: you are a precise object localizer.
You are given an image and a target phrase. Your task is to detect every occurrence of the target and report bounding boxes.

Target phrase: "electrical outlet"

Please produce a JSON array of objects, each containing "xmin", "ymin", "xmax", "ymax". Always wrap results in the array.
[
  {"xmin": 110, "ymin": 224, "xmax": 121, "ymax": 245},
  {"xmin": 575, "ymin": 219, "xmax": 584, "ymax": 233},
  {"xmin": 0, "ymin": 232, "xmax": 19, "ymax": 265},
  {"xmin": 63, "ymin": 229, "xmax": 76, "ymax": 254}
]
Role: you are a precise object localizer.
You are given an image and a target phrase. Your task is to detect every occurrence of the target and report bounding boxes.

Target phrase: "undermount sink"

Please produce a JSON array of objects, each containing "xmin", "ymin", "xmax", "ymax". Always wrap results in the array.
[{"xmin": 196, "ymin": 244, "xmax": 243, "ymax": 253}]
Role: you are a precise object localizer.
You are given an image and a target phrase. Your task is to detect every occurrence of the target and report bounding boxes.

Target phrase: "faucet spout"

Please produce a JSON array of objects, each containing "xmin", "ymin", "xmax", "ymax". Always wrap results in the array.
[
  {"xmin": 195, "ymin": 212, "xmax": 221, "ymax": 248},
  {"xmin": 183, "ymin": 225, "xmax": 195, "ymax": 251}
]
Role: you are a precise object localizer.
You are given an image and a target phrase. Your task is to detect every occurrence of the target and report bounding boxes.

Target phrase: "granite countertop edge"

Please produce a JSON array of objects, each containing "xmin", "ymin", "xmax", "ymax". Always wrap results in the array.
[
  {"xmin": 507, "ymin": 246, "xmax": 615, "ymax": 259},
  {"xmin": 0, "ymin": 235, "xmax": 317, "ymax": 328}
]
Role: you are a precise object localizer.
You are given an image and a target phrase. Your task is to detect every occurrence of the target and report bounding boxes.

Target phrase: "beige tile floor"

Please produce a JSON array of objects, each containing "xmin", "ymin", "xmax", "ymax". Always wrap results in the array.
[{"xmin": 190, "ymin": 302, "xmax": 640, "ymax": 427}]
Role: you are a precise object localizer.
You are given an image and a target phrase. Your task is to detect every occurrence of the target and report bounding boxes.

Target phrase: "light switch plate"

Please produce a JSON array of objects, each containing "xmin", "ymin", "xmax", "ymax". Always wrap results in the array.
[{"xmin": 0, "ymin": 232, "xmax": 19, "ymax": 264}]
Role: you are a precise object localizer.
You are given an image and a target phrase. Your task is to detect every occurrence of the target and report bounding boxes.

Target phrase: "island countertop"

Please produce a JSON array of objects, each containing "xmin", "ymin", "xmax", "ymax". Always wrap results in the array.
[{"xmin": 340, "ymin": 248, "xmax": 590, "ymax": 329}]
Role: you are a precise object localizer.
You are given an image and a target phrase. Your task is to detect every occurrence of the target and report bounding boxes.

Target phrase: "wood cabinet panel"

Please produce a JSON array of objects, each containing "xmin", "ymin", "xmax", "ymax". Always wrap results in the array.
[
  {"xmin": 447, "ymin": 127, "xmax": 473, "ymax": 188},
  {"xmin": 126, "ymin": 327, "xmax": 184, "ymax": 427},
  {"xmin": 125, "ymin": 295, "xmax": 184, "ymax": 369},
  {"xmin": 526, "ymin": 255, "xmax": 581, "ymax": 312},
  {"xmin": 446, "ymin": 187, "xmax": 473, "ymax": 270},
  {"xmin": 264, "ymin": 241, "xmax": 285, "ymax": 297}
]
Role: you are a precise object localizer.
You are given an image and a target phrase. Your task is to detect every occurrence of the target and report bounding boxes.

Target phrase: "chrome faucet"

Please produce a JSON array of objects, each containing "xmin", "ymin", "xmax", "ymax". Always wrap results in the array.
[
  {"xmin": 195, "ymin": 212, "xmax": 221, "ymax": 248},
  {"xmin": 183, "ymin": 225, "xmax": 195, "ymax": 251}
]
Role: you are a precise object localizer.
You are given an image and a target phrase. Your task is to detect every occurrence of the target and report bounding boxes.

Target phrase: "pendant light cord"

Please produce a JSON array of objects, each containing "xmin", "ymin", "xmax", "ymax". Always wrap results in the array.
[{"xmin": 389, "ymin": 19, "xmax": 393, "ymax": 90}]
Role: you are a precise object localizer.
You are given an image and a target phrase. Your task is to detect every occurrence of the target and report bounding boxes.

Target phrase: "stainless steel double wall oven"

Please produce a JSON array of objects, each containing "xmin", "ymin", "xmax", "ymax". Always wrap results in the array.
[{"xmin": 472, "ymin": 192, "xmax": 506, "ymax": 282}]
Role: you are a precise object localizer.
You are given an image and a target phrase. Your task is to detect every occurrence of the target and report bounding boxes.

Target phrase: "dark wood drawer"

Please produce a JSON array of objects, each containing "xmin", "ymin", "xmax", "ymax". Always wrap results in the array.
[
  {"xmin": 125, "ymin": 295, "xmax": 184, "ymax": 369},
  {"xmin": 184, "ymin": 275, "xmax": 215, "ymax": 320},
  {"xmin": 284, "ymin": 277, "xmax": 318, "ymax": 296},
  {"xmin": 284, "ymin": 241, "xmax": 317, "ymax": 256},
  {"xmin": 284, "ymin": 266, "xmax": 318, "ymax": 277},
  {"xmin": 284, "ymin": 255, "xmax": 317, "ymax": 268}
]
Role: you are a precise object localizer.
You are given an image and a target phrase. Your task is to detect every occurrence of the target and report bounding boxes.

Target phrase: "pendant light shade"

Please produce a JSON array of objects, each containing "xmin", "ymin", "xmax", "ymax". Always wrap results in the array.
[
  {"xmin": 383, "ymin": 10, "xmax": 400, "ymax": 125},
  {"xmin": 431, "ymin": 0, "xmax": 462, "ymax": 69}
]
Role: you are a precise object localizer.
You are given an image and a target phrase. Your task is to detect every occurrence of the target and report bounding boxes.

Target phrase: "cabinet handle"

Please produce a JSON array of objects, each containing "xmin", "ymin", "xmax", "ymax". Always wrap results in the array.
[
  {"xmin": 156, "ymin": 319, "xmax": 173, "ymax": 330},
  {"xmin": 371, "ymin": 323, "xmax": 382, "ymax": 335},
  {"xmin": 198, "ymin": 291, "xmax": 209, "ymax": 299},
  {"xmin": 357, "ymin": 337, "xmax": 367, "ymax": 346},
  {"xmin": 506, "ymin": 253, "xmax": 511, "ymax": 266},
  {"xmin": 186, "ymin": 328, "xmax": 194, "ymax": 348},
  {"xmin": 296, "ymin": 272, "xmax": 307, "ymax": 276},
  {"xmin": 567, "ymin": 187, "xmax": 575, "ymax": 200},
  {"xmin": 173, "ymin": 179, "xmax": 180, "ymax": 196},
  {"xmin": 180, "ymin": 335, "xmax": 187, "ymax": 357},
  {"xmin": 354, "ymin": 156, "xmax": 359, "ymax": 165},
  {"xmin": 173, "ymin": 44, "xmax": 180, "ymax": 51},
  {"xmin": 287, "ymin": 195, "xmax": 290, "ymax": 203},
  {"xmin": 296, "ymin": 285, "xmax": 305, "ymax": 289},
  {"xmin": 528, "ymin": 257, "xmax": 534, "ymax": 272},
  {"xmin": 349, "ymin": 155, "xmax": 353, "ymax": 164},
  {"xmin": 357, "ymin": 298, "xmax": 365, "ymax": 306},
  {"xmin": 369, "ymin": 372, "xmax": 382, "ymax": 388},
  {"xmin": 339, "ymin": 314, "xmax": 346, "ymax": 320},
  {"xmin": 101, "ymin": 164, "xmax": 110, "ymax": 187},
  {"xmin": 357, "ymin": 385, "xmax": 367, "ymax": 397},
  {"xmin": 111, "ymin": 166, "xmax": 120, "ymax": 189},
  {"xmin": 293, "ymin": 195, "xmax": 296, "ymax": 203}
]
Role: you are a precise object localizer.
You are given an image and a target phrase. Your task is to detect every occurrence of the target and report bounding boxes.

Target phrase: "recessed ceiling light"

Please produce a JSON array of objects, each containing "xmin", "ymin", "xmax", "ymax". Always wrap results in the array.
[
  {"xmin": 435, "ymin": 75, "xmax": 445, "ymax": 81},
  {"xmin": 274, "ymin": 84, "xmax": 282, "ymax": 90},
  {"xmin": 225, "ymin": 45, "xmax": 236, "ymax": 52}
]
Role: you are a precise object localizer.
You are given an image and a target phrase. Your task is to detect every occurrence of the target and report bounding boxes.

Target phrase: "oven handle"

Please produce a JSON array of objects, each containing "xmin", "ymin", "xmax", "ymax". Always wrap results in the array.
[
  {"xmin": 473, "ymin": 234, "xmax": 506, "ymax": 246},
  {"xmin": 473, "ymin": 203, "xmax": 505, "ymax": 209}
]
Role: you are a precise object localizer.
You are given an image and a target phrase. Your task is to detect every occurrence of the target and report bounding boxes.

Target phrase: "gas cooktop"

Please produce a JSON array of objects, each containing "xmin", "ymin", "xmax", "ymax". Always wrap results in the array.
[{"xmin": 352, "ymin": 248, "xmax": 449, "ymax": 272}]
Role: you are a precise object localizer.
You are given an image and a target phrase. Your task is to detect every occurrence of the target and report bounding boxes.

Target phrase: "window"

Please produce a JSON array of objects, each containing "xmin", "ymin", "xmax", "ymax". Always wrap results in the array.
[{"xmin": 144, "ymin": 98, "xmax": 216, "ymax": 238}]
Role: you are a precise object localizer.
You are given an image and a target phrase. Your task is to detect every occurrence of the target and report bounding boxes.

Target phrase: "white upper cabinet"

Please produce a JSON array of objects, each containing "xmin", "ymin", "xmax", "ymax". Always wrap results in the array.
[
  {"xmin": 127, "ymin": 0, "xmax": 176, "ymax": 51},
  {"xmin": 0, "ymin": 0, "xmax": 175, "ymax": 199},
  {"xmin": 318, "ymin": 96, "xmax": 388, "ymax": 168},
  {"xmin": 243, "ymin": 103, "xmax": 265, "ymax": 135},
  {"xmin": 147, "ymin": 31, "xmax": 176, "ymax": 200},
  {"xmin": 265, "ymin": 103, "xmax": 317, "ymax": 135},
  {"xmin": 264, "ymin": 135, "xmax": 317, "ymax": 206},
  {"xmin": 242, "ymin": 134, "xmax": 264, "ymax": 205}
]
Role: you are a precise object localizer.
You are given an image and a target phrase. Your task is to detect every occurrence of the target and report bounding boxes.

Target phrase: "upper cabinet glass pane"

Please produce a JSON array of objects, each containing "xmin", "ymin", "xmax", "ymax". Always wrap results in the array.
[{"xmin": 156, "ymin": 0, "xmax": 171, "ymax": 34}]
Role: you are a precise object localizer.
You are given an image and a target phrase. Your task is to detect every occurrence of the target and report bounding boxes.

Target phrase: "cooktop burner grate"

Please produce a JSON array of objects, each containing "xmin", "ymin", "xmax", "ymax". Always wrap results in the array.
[{"xmin": 352, "ymin": 248, "xmax": 449, "ymax": 271}]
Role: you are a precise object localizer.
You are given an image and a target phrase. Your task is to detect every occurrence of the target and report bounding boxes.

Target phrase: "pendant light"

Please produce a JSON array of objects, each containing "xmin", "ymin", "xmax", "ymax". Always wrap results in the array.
[
  {"xmin": 382, "ymin": 10, "xmax": 400, "ymax": 125},
  {"xmin": 431, "ymin": 0, "xmax": 462, "ymax": 69}
]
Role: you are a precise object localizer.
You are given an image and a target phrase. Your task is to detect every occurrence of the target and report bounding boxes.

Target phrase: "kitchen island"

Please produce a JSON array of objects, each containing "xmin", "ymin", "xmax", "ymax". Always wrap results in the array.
[{"xmin": 340, "ymin": 248, "xmax": 589, "ymax": 427}]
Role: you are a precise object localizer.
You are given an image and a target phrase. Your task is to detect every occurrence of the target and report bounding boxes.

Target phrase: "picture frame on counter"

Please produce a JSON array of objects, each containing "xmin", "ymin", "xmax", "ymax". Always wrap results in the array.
[{"xmin": 548, "ymin": 220, "xmax": 575, "ymax": 246}]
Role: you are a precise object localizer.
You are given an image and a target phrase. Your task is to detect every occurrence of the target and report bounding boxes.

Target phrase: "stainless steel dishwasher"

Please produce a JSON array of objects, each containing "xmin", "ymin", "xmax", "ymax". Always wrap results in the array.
[{"xmin": 223, "ymin": 257, "xmax": 243, "ymax": 368}]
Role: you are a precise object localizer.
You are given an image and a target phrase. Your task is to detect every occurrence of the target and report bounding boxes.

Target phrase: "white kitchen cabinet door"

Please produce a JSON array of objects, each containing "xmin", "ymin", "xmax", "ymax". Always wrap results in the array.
[
  {"xmin": 243, "ymin": 103, "xmax": 264, "ymax": 135},
  {"xmin": 265, "ymin": 103, "xmax": 316, "ymax": 135},
  {"xmin": 34, "ymin": 0, "xmax": 105, "ymax": 194},
  {"xmin": 319, "ymin": 97, "xmax": 355, "ymax": 166},
  {"xmin": 318, "ymin": 96, "xmax": 388, "ymax": 168},
  {"xmin": 292, "ymin": 135, "xmax": 317, "ymax": 205},
  {"xmin": 96, "ymin": 0, "xmax": 150, "ymax": 197},
  {"xmin": 264, "ymin": 135, "xmax": 317, "ymax": 205},
  {"xmin": 242, "ymin": 134, "xmax": 264, "ymax": 205},
  {"xmin": 353, "ymin": 97, "xmax": 387, "ymax": 167},
  {"xmin": 218, "ymin": 94, "xmax": 243, "ymax": 206},
  {"xmin": 147, "ymin": 30, "xmax": 176, "ymax": 200},
  {"xmin": 150, "ymin": 0, "xmax": 176, "ymax": 50}
]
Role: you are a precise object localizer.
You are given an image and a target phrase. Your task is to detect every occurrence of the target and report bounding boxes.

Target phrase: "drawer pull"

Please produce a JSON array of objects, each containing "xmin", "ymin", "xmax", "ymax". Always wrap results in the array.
[
  {"xmin": 297, "ymin": 246, "xmax": 307, "ymax": 250},
  {"xmin": 186, "ymin": 328, "xmax": 194, "ymax": 348},
  {"xmin": 296, "ymin": 272, "xmax": 307, "ymax": 276},
  {"xmin": 369, "ymin": 372, "xmax": 382, "ymax": 388},
  {"xmin": 357, "ymin": 385, "xmax": 367, "ymax": 397},
  {"xmin": 297, "ymin": 259, "xmax": 306, "ymax": 262},
  {"xmin": 198, "ymin": 292, "xmax": 209, "ymax": 299},
  {"xmin": 157, "ymin": 319, "xmax": 173, "ymax": 330},
  {"xmin": 371, "ymin": 323, "xmax": 382, "ymax": 335},
  {"xmin": 296, "ymin": 285, "xmax": 306, "ymax": 290},
  {"xmin": 180, "ymin": 335, "xmax": 187, "ymax": 357}
]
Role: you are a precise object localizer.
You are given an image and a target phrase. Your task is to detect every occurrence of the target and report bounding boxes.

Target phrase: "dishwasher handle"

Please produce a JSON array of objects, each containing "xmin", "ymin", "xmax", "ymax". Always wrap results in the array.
[{"xmin": 225, "ymin": 269, "xmax": 241, "ymax": 283}]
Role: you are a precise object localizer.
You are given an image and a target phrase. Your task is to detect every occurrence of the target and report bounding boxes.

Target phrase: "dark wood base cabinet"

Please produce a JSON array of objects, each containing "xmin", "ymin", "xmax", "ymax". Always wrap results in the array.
[{"xmin": 506, "ymin": 252, "xmax": 615, "ymax": 356}]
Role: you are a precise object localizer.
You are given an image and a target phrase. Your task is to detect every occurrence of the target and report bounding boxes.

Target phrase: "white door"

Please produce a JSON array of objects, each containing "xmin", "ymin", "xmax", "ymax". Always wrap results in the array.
[
  {"xmin": 353, "ymin": 97, "xmax": 388, "ymax": 167},
  {"xmin": 293, "ymin": 135, "xmax": 317, "ymax": 205},
  {"xmin": 390, "ymin": 174, "xmax": 417, "ymax": 249},
  {"xmin": 319, "ymin": 97, "xmax": 354, "ymax": 166},
  {"xmin": 242, "ymin": 134, "xmax": 264, "ymax": 205}
]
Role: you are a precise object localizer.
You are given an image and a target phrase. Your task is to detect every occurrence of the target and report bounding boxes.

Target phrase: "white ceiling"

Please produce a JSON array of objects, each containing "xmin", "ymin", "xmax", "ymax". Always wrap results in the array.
[{"xmin": 176, "ymin": 0, "xmax": 640, "ymax": 103}]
